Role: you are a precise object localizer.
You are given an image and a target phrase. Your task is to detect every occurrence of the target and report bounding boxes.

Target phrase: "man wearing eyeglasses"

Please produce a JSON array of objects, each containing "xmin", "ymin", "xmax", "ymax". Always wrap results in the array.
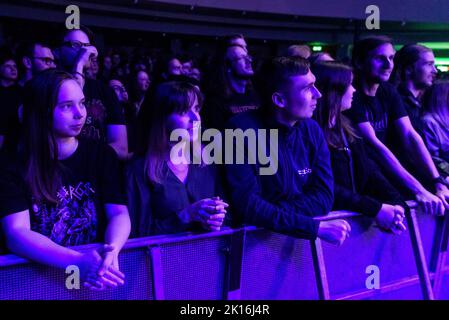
[
  {"xmin": 202, "ymin": 44, "xmax": 260, "ymax": 131},
  {"xmin": 54, "ymin": 26, "xmax": 128, "ymax": 161},
  {"xmin": 18, "ymin": 42, "xmax": 56, "ymax": 86}
]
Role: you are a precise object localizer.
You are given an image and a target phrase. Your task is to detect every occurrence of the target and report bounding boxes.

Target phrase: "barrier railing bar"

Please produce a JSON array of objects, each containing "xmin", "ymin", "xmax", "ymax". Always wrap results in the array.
[
  {"xmin": 224, "ymin": 229, "xmax": 246, "ymax": 300},
  {"xmin": 311, "ymin": 238, "xmax": 330, "ymax": 300},
  {"xmin": 335, "ymin": 275, "xmax": 421, "ymax": 300},
  {"xmin": 405, "ymin": 208, "xmax": 434, "ymax": 300},
  {"xmin": 148, "ymin": 246, "xmax": 165, "ymax": 300},
  {"xmin": 431, "ymin": 214, "xmax": 449, "ymax": 298}
]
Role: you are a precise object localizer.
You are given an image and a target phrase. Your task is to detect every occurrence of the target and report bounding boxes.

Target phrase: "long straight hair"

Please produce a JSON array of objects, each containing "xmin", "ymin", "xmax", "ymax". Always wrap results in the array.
[
  {"xmin": 22, "ymin": 69, "xmax": 75, "ymax": 203},
  {"xmin": 423, "ymin": 80, "xmax": 449, "ymax": 126},
  {"xmin": 312, "ymin": 62, "xmax": 359, "ymax": 148},
  {"xmin": 391, "ymin": 44, "xmax": 433, "ymax": 87},
  {"xmin": 144, "ymin": 81, "xmax": 203, "ymax": 184}
]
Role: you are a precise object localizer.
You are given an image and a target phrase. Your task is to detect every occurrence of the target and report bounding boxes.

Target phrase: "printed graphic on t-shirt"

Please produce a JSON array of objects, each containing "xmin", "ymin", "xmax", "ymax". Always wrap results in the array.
[
  {"xmin": 80, "ymin": 98, "xmax": 107, "ymax": 141},
  {"xmin": 229, "ymin": 104, "xmax": 259, "ymax": 114},
  {"xmin": 365, "ymin": 109, "xmax": 388, "ymax": 137},
  {"xmin": 31, "ymin": 182, "xmax": 97, "ymax": 246}
]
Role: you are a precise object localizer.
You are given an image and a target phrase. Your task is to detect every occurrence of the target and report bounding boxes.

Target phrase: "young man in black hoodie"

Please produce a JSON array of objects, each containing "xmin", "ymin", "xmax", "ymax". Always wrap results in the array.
[{"xmin": 225, "ymin": 57, "xmax": 351, "ymax": 245}]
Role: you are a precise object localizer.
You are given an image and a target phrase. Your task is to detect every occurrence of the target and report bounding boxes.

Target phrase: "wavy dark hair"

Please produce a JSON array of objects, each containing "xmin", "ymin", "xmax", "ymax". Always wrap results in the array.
[
  {"xmin": 312, "ymin": 61, "xmax": 359, "ymax": 148},
  {"xmin": 143, "ymin": 81, "xmax": 204, "ymax": 184},
  {"xmin": 22, "ymin": 69, "xmax": 76, "ymax": 203}
]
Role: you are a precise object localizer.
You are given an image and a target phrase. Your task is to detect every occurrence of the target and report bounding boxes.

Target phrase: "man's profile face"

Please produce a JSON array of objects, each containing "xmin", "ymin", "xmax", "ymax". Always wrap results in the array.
[
  {"xmin": 363, "ymin": 43, "xmax": 395, "ymax": 83},
  {"xmin": 277, "ymin": 70, "xmax": 322, "ymax": 121},
  {"xmin": 411, "ymin": 51, "xmax": 437, "ymax": 89},
  {"xmin": 31, "ymin": 44, "xmax": 56, "ymax": 74},
  {"xmin": 226, "ymin": 46, "xmax": 253, "ymax": 79}
]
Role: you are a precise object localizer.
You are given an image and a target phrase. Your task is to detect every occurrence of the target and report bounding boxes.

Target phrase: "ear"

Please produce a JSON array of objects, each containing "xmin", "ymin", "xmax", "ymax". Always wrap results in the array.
[
  {"xmin": 272, "ymin": 92, "xmax": 286, "ymax": 109},
  {"xmin": 22, "ymin": 57, "xmax": 32, "ymax": 69}
]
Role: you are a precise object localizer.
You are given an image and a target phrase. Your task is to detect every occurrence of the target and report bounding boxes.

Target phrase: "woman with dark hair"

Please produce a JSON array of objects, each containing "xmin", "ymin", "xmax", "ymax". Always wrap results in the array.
[
  {"xmin": 422, "ymin": 80, "xmax": 449, "ymax": 181},
  {"xmin": 313, "ymin": 61, "xmax": 406, "ymax": 233},
  {"xmin": 126, "ymin": 81, "xmax": 228, "ymax": 237},
  {"xmin": 0, "ymin": 69, "xmax": 130, "ymax": 289}
]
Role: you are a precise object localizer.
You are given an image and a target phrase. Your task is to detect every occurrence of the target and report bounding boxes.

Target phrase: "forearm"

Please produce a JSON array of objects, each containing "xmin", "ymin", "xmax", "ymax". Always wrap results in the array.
[
  {"xmin": 104, "ymin": 211, "xmax": 131, "ymax": 252},
  {"xmin": 374, "ymin": 142, "xmax": 425, "ymax": 195},
  {"xmin": 405, "ymin": 132, "xmax": 440, "ymax": 180},
  {"xmin": 108, "ymin": 141, "xmax": 129, "ymax": 161},
  {"xmin": 5, "ymin": 228, "xmax": 82, "ymax": 268}
]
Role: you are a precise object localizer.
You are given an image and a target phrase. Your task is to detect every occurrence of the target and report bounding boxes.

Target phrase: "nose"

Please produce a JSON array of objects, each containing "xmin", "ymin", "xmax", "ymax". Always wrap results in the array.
[
  {"xmin": 73, "ymin": 104, "xmax": 85, "ymax": 119},
  {"xmin": 313, "ymin": 86, "xmax": 322, "ymax": 99}
]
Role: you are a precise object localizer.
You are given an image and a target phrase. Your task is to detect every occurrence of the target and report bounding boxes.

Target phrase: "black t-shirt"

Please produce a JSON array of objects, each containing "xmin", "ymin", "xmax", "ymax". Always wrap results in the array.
[
  {"xmin": 79, "ymin": 79, "xmax": 125, "ymax": 142},
  {"xmin": 0, "ymin": 85, "xmax": 23, "ymax": 154},
  {"xmin": 202, "ymin": 89, "xmax": 260, "ymax": 130},
  {"xmin": 0, "ymin": 139, "xmax": 127, "ymax": 247},
  {"xmin": 344, "ymin": 82, "xmax": 408, "ymax": 144}
]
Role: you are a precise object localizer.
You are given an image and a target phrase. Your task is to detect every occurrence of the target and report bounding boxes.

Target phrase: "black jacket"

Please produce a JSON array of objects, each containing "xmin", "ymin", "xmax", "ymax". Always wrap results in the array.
[
  {"xmin": 330, "ymin": 137, "xmax": 405, "ymax": 217},
  {"xmin": 225, "ymin": 110, "xmax": 333, "ymax": 240}
]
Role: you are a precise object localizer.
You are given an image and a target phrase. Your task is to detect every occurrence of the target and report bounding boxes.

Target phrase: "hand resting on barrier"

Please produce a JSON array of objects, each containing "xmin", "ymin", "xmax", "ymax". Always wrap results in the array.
[
  {"xmin": 317, "ymin": 219, "xmax": 351, "ymax": 246},
  {"xmin": 375, "ymin": 204, "xmax": 406, "ymax": 235}
]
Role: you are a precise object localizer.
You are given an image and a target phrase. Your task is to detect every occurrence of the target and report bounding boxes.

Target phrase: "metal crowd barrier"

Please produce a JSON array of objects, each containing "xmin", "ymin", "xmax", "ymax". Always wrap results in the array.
[{"xmin": 0, "ymin": 202, "xmax": 448, "ymax": 300}]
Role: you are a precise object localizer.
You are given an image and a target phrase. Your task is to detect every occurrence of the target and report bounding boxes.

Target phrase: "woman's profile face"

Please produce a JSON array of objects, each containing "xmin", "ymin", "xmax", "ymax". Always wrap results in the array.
[
  {"xmin": 167, "ymin": 93, "xmax": 201, "ymax": 142},
  {"xmin": 340, "ymin": 76, "xmax": 356, "ymax": 112},
  {"xmin": 53, "ymin": 79, "xmax": 86, "ymax": 138}
]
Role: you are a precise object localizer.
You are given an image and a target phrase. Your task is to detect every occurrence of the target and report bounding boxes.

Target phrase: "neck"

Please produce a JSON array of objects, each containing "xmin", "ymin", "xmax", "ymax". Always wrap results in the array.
[
  {"xmin": 405, "ymin": 80, "xmax": 424, "ymax": 100},
  {"xmin": 228, "ymin": 76, "xmax": 247, "ymax": 94},
  {"xmin": 274, "ymin": 110, "xmax": 296, "ymax": 127},
  {"xmin": 359, "ymin": 78, "xmax": 379, "ymax": 97},
  {"xmin": 0, "ymin": 79, "xmax": 15, "ymax": 87},
  {"xmin": 55, "ymin": 137, "xmax": 78, "ymax": 160}
]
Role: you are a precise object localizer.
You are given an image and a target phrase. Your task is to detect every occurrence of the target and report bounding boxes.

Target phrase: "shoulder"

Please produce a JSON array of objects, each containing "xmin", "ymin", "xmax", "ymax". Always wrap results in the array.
[
  {"xmin": 297, "ymin": 119, "xmax": 325, "ymax": 139},
  {"xmin": 225, "ymin": 109, "xmax": 262, "ymax": 130},
  {"xmin": 378, "ymin": 82, "xmax": 401, "ymax": 98}
]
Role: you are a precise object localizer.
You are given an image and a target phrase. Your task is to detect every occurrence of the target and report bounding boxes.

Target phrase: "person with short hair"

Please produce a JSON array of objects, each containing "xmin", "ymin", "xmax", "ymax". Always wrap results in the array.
[
  {"xmin": 225, "ymin": 57, "xmax": 351, "ymax": 245},
  {"xmin": 17, "ymin": 41, "xmax": 56, "ymax": 86},
  {"xmin": 286, "ymin": 44, "xmax": 312, "ymax": 59}
]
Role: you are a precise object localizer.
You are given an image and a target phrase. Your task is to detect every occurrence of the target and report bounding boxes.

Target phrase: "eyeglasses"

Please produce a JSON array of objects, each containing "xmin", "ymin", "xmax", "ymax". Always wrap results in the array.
[
  {"xmin": 62, "ymin": 40, "xmax": 91, "ymax": 50},
  {"xmin": 32, "ymin": 57, "xmax": 56, "ymax": 66}
]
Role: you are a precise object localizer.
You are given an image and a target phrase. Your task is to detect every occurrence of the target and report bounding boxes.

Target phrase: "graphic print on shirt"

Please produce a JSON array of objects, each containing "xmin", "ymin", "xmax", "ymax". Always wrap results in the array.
[
  {"xmin": 365, "ymin": 108, "xmax": 388, "ymax": 136},
  {"xmin": 80, "ymin": 98, "xmax": 106, "ymax": 141},
  {"xmin": 31, "ymin": 182, "xmax": 97, "ymax": 246}
]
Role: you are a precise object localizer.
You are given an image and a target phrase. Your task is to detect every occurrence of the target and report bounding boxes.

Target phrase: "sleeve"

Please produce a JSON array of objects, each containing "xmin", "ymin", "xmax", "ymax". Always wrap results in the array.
[
  {"xmin": 101, "ymin": 82, "xmax": 126, "ymax": 125},
  {"xmin": 224, "ymin": 120, "xmax": 320, "ymax": 240},
  {"xmin": 421, "ymin": 118, "xmax": 449, "ymax": 177},
  {"xmin": 333, "ymin": 183, "xmax": 382, "ymax": 217},
  {"xmin": 0, "ymin": 164, "xmax": 29, "ymax": 218},
  {"xmin": 387, "ymin": 84, "xmax": 408, "ymax": 121},
  {"xmin": 125, "ymin": 159, "xmax": 152, "ymax": 238},
  {"xmin": 279, "ymin": 123, "xmax": 334, "ymax": 218},
  {"xmin": 101, "ymin": 144, "xmax": 127, "ymax": 205}
]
